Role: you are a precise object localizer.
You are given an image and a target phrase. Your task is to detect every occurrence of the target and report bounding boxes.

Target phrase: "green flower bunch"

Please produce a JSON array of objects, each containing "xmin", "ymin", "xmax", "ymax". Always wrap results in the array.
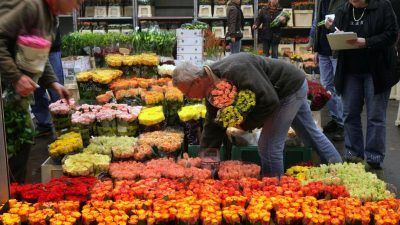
[
  {"xmin": 216, "ymin": 106, "xmax": 244, "ymax": 128},
  {"xmin": 235, "ymin": 90, "xmax": 256, "ymax": 115}
]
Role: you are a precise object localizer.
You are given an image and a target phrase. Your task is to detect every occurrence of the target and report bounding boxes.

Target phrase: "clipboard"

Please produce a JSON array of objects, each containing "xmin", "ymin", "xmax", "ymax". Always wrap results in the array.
[{"xmin": 327, "ymin": 32, "xmax": 358, "ymax": 50}]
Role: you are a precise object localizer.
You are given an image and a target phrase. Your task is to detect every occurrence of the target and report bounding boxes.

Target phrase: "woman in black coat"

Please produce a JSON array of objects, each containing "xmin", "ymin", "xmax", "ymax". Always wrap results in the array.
[
  {"xmin": 253, "ymin": 0, "xmax": 287, "ymax": 58},
  {"xmin": 332, "ymin": 0, "xmax": 399, "ymax": 169}
]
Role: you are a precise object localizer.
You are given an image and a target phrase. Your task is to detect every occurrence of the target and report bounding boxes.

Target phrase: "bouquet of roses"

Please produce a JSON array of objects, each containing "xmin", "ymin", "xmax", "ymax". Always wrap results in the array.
[
  {"xmin": 307, "ymin": 80, "xmax": 331, "ymax": 111},
  {"xmin": 210, "ymin": 80, "xmax": 256, "ymax": 128}
]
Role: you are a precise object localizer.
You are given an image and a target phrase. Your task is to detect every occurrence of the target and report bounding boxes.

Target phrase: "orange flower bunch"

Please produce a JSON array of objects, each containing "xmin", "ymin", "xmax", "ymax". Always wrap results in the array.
[
  {"xmin": 222, "ymin": 205, "xmax": 245, "ymax": 225},
  {"xmin": 142, "ymin": 90, "xmax": 165, "ymax": 105},
  {"xmin": 81, "ymin": 200, "xmax": 129, "ymax": 225},
  {"xmin": 115, "ymin": 88, "xmax": 142, "ymax": 100},
  {"xmin": 110, "ymin": 79, "xmax": 139, "ymax": 90},
  {"xmin": 49, "ymin": 211, "xmax": 81, "ymax": 225},
  {"xmin": 222, "ymin": 196, "xmax": 248, "ymax": 208},
  {"xmin": 97, "ymin": 91, "xmax": 114, "ymax": 104},
  {"xmin": 152, "ymin": 199, "xmax": 178, "ymax": 223},
  {"xmin": 128, "ymin": 208, "xmax": 155, "ymax": 225},
  {"xmin": 365, "ymin": 199, "xmax": 400, "ymax": 225},
  {"xmin": 28, "ymin": 208, "xmax": 56, "ymax": 225},
  {"xmin": 7, "ymin": 199, "xmax": 35, "ymax": 223},
  {"xmin": 165, "ymin": 87, "xmax": 184, "ymax": 102},
  {"xmin": 91, "ymin": 180, "xmax": 113, "ymax": 201},
  {"xmin": 245, "ymin": 197, "xmax": 272, "ymax": 225},
  {"xmin": 316, "ymin": 199, "xmax": 345, "ymax": 225},
  {"xmin": 272, "ymin": 196, "xmax": 307, "ymax": 225},
  {"xmin": 218, "ymin": 161, "xmax": 261, "ymax": 180},
  {"xmin": 342, "ymin": 198, "xmax": 370, "ymax": 225},
  {"xmin": 210, "ymin": 80, "xmax": 237, "ymax": 109},
  {"xmin": 153, "ymin": 77, "xmax": 172, "ymax": 86},
  {"xmin": 200, "ymin": 199, "xmax": 222, "ymax": 225}
]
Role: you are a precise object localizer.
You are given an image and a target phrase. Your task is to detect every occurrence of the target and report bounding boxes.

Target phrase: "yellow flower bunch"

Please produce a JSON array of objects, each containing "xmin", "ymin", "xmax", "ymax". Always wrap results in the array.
[
  {"xmin": 123, "ymin": 55, "xmax": 141, "ymax": 66},
  {"xmin": 165, "ymin": 87, "xmax": 184, "ymax": 102},
  {"xmin": 7, "ymin": 199, "xmax": 35, "ymax": 223},
  {"xmin": 200, "ymin": 202, "xmax": 222, "ymax": 225},
  {"xmin": 178, "ymin": 104, "xmax": 206, "ymax": 122},
  {"xmin": 216, "ymin": 106, "xmax": 243, "ymax": 128},
  {"xmin": 82, "ymin": 201, "xmax": 129, "ymax": 225},
  {"xmin": 138, "ymin": 106, "xmax": 165, "ymax": 126},
  {"xmin": 106, "ymin": 54, "xmax": 123, "ymax": 67},
  {"xmin": 143, "ymin": 91, "xmax": 165, "ymax": 105},
  {"xmin": 0, "ymin": 213, "xmax": 20, "ymax": 225},
  {"xmin": 285, "ymin": 165, "xmax": 310, "ymax": 181},
  {"xmin": 76, "ymin": 71, "xmax": 95, "ymax": 82},
  {"xmin": 235, "ymin": 90, "xmax": 256, "ymax": 115},
  {"xmin": 76, "ymin": 69, "xmax": 123, "ymax": 84},
  {"xmin": 92, "ymin": 69, "xmax": 123, "ymax": 84},
  {"xmin": 139, "ymin": 53, "xmax": 160, "ymax": 66},
  {"xmin": 48, "ymin": 132, "xmax": 83, "ymax": 158},
  {"xmin": 175, "ymin": 197, "xmax": 201, "ymax": 225},
  {"xmin": 62, "ymin": 153, "xmax": 111, "ymax": 176}
]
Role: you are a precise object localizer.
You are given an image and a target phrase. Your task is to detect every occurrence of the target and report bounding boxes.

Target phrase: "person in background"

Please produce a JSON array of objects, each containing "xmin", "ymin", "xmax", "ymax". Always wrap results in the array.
[
  {"xmin": 173, "ymin": 53, "xmax": 342, "ymax": 177},
  {"xmin": 31, "ymin": 28, "xmax": 65, "ymax": 136},
  {"xmin": 0, "ymin": 0, "xmax": 81, "ymax": 182},
  {"xmin": 252, "ymin": 0, "xmax": 288, "ymax": 58},
  {"xmin": 227, "ymin": 0, "xmax": 244, "ymax": 54},
  {"xmin": 309, "ymin": 0, "xmax": 346, "ymax": 141},
  {"xmin": 331, "ymin": 0, "xmax": 399, "ymax": 169}
]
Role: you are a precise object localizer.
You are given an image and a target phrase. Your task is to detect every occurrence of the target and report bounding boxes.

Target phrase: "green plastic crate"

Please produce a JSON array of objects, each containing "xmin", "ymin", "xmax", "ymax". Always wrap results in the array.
[
  {"xmin": 231, "ymin": 145, "xmax": 312, "ymax": 169},
  {"xmin": 187, "ymin": 145, "xmax": 225, "ymax": 161}
]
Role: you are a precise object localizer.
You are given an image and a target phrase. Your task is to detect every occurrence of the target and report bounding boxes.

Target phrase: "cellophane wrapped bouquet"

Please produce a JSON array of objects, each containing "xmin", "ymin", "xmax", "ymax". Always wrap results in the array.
[{"xmin": 307, "ymin": 80, "xmax": 331, "ymax": 111}]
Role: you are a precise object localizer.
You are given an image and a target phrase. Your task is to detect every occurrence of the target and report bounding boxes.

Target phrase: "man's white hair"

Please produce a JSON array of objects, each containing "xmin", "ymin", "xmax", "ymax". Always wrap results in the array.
[{"xmin": 173, "ymin": 61, "xmax": 204, "ymax": 85}]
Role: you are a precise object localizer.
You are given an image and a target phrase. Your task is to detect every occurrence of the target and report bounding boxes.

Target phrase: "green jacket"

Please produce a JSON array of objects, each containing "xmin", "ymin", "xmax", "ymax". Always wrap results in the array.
[
  {"xmin": 200, "ymin": 53, "xmax": 306, "ymax": 149},
  {"xmin": 0, "ymin": 0, "xmax": 58, "ymax": 88},
  {"xmin": 312, "ymin": 0, "xmax": 347, "ymax": 52}
]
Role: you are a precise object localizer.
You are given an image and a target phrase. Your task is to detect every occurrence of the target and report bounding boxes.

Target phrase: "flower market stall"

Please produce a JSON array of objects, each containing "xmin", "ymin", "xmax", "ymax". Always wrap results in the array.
[{"xmin": 0, "ymin": 27, "xmax": 399, "ymax": 225}]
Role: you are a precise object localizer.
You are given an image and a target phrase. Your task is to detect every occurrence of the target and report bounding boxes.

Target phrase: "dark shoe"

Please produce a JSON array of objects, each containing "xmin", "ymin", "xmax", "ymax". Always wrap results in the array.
[
  {"xmin": 323, "ymin": 120, "xmax": 339, "ymax": 133},
  {"xmin": 35, "ymin": 128, "xmax": 53, "ymax": 137},
  {"xmin": 331, "ymin": 127, "xmax": 344, "ymax": 141},
  {"xmin": 366, "ymin": 162, "xmax": 382, "ymax": 170},
  {"xmin": 366, "ymin": 162, "xmax": 384, "ymax": 179},
  {"xmin": 344, "ymin": 155, "xmax": 365, "ymax": 164}
]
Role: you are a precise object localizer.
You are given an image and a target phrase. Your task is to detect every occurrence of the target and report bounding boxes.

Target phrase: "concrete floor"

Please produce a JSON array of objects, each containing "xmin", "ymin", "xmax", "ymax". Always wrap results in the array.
[{"xmin": 24, "ymin": 100, "xmax": 400, "ymax": 194}]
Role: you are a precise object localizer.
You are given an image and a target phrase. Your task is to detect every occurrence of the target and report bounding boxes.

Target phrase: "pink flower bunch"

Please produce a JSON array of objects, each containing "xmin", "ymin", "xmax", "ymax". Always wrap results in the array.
[
  {"xmin": 18, "ymin": 35, "xmax": 51, "ymax": 49},
  {"xmin": 72, "ymin": 111, "xmax": 96, "ymax": 125},
  {"xmin": 48, "ymin": 98, "xmax": 75, "ymax": 115},
  {"xmin": 218, "ymin": 161, "xmax": 261, "ymax": 180}
]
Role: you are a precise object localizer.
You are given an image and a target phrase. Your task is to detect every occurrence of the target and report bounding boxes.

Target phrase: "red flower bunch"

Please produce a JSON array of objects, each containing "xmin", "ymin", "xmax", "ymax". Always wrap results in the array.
[
  {"xmin": 307, "ymin": 80, "xmax": 331, "ymax": 111},
  {"xmin": 13, "ymin": 176, "xmax": 97, "ymax": 203},
  {"xmin": 301, "ymin": 181, "xmax": 350, "ymax": 199},
  {"xmin": 210, "ymin": 80, "xmax": 237, "ymax": 109}
]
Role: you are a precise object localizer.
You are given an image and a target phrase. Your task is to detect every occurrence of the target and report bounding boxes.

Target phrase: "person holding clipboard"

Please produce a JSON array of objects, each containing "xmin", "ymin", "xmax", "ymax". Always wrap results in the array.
[{"xmin": 327, "ymin": 0, "xmax": 399, "ymax": 170}]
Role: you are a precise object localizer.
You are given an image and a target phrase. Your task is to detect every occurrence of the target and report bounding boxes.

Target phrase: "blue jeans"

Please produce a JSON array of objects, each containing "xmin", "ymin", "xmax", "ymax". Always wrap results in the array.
[
  {"xmin": 263, "ymin": 39, "xmax": 279, "ymax": 59},
  {"xmin": 342, "ymin": 74, "xmax": 391, "ymax": 164},
  {"xmin": 31, "ymin": 51, "xmax": 64, "ymax": 131},
  {"xmin": 318, "ymin": 54, "xmax": 344, "ymax": 126},
  {"xmin": 230, "ymin": 39, "xmax": 241, "ymax": 54},
  {"xmin": 258, "ymin": 80, "xmax": 342, "ymax": 176}
]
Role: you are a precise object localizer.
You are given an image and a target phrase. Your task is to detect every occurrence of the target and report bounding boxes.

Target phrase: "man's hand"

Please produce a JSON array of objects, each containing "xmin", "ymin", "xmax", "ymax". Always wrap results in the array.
[
  {"xmin": 13, "ymin": 75, "xmax": 39, "ymax": 97},
  {"xmin": 314, "ymin": 52, "xmax": 319, "ymax": 65},
  {"xmin": 325, "ymin": 18, "xmax": 334, "ymax": 29},
  {"xmin": 252, "ymin": 24, "xmax": 258, "ymax": 30},
  {"xmin": 50, "ymin": 82, "xmax": 71, "ymax": 102},
  {"xmin": 231, "ymin": 37, "xmax": 236, "ymax": 43},
  {"xmin": 279, "ymin": 16, "xmax": 286, "ymax": 23},
  {"xmin": 347, "ymin": 38, "xmax": 366, "ymax": 48}
]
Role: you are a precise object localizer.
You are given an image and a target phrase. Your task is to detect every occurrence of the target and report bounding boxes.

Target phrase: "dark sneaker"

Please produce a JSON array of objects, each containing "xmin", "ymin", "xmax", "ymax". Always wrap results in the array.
[
  {"xmin": 344, "ymin": 155, "xmax": 365, "ymax": 164},
  {"xmin": 331, "ymin": 127, "xmax": 344, "ymax": 141},
  {"xmin": 323, "ymin": 120, "xmax": 338, "ymax": 133},
  {"xmin": 366, "ymin": 162, "xmax": 384, "ymax": 179}
]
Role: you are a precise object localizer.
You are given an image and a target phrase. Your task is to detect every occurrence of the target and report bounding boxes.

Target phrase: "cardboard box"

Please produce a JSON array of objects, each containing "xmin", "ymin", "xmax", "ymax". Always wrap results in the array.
[
  {"xmin": 94, "ymin": 6, "xmax": 108, "ymax": 17},
  {"xmin": 241, "ymin": 5, "xmax": 254, "ymax": 17},
  {"xmin": 176, "ymin": 29, "xmax": 203, "ymax": 38},
  {"xmin": 124, "ymin": 6, "xmax": 133, "ymax": 17},
  {"xmin": 279, "ymin": 43, "xmax": 294, "ymax": 56},
  {"xmin": 138, "ymin": 5, "xmax": 155, "ymax": 17},
  {"xmin": 177, "ymin": 37, "xmax": 204, "ymax": 46},
  {"xmin": 243, "ymin": 26, "xmax": 252, "ymax": 39},
  {"xmin": 294, "ymin": 10, "xmax": 313, "ymax": 27},
  {"xmin": 198, "ymin": 5, "xmax": 212, "ymax": 17},
  {"xmin": 212, "ymin": 26, "xmax": 225, "ymax": 39},
  {"xmin": 62, "ymin": 56, "xmax": 91, "ymax": 86},
  {"xmin": 41, "ymin": 157, "xmax": 63, "ymax": 184},
  {"xmin": 177, "ymin": 46, "xmax": 203, "ymax": 54},
  {"xmin": 295, "ymin": 43, "xmax": 309, "ymax": 53},
  {"xmin": 108, "ymin": 6, "xmax": 122, "ymax": 17},
  {"xmin": 214, "ymin": 5, "xmax": 227, "ymax": 17}
]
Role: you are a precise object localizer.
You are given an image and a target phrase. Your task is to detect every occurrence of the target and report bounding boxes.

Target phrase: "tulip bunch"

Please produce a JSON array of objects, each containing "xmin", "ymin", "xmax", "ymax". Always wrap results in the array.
[
  {"xmin": 0, "ymin": 213, "xmax": 21, "ymax": 225},
  {"xmin": 218, "ymin": 161, "xmax": 261, "ymax": 180},
  {"xmin": 81, "ymin": 200, "xmax": 129, "ymax": 225},
  {"xmin": 286, "ymin": 165, "xmax": 310, "ymax": 181},
  {"xmin": 137, "ymin": 129, "xmax": 183, "ymax": 153},
  {"xmin": 90, "ymin": 180, "xmax": 114, "ymax": 201},
  {"xmin": 76, "ymin": 69, "xmax": 123, "ymax": 84},
  {"xmin": 200, "ymin": 199, "xmax": 222, "ymax": 225},
  {"xmin": 7, "ymin": 199, "xmax": 35, "ymax": 223}
]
